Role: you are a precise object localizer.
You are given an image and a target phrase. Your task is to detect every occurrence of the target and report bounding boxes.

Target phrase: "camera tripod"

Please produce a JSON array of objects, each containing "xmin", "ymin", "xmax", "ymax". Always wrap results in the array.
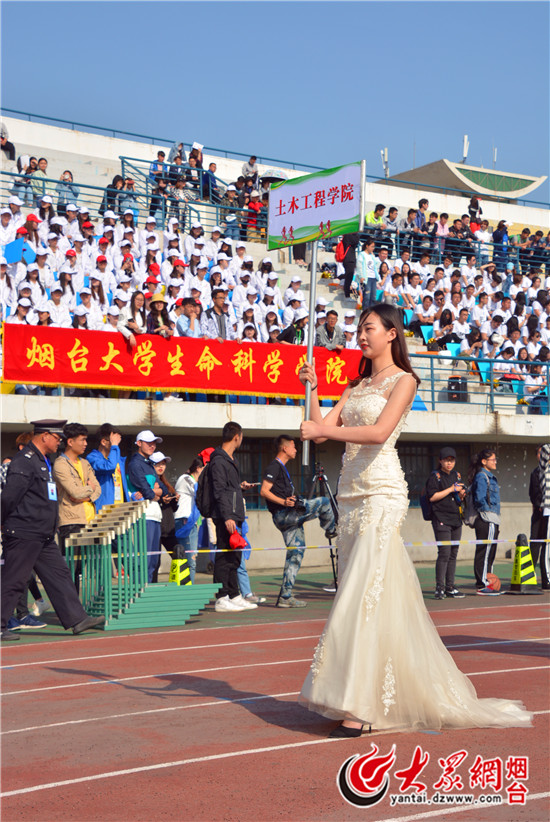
[{"xmin": 309, "ymin": 461, "xmax": 339, "ymax": 591}]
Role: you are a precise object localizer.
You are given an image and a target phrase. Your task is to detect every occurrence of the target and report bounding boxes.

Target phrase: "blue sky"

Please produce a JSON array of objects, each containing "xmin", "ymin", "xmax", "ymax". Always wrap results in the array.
[{"xmin": 2, "ymin": 2, "xmax": 549, "ymax": 200}]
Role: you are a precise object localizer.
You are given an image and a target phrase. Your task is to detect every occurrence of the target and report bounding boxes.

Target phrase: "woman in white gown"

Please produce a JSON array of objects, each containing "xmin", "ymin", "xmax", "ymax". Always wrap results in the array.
[{"xmin": 298, "ymin": 304, "xmax": 532, "ymax": 737}]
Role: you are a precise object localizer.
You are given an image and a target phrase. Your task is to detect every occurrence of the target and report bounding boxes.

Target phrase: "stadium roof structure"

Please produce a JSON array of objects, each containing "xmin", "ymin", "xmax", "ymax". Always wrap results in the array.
[{"xmin": 386, "ymin": 159, "xmax": 547, "ymax": 200}]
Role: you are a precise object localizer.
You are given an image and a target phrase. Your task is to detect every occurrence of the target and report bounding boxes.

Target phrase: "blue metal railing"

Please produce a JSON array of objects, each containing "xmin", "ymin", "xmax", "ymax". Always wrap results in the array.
[
  {"xmin": 1, "ymin": 108, "xmax": 321, "ymax": 173},
  {"xmin": 4, "ymin": 107, "xmax": 549, "ymax": 207}
]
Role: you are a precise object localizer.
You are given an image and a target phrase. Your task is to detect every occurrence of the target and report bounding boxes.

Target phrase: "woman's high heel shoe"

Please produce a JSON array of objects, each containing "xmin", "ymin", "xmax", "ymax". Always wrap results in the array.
[{"xmin": 328, "ymin": 723, "xmax": 364, "ymax": 738}]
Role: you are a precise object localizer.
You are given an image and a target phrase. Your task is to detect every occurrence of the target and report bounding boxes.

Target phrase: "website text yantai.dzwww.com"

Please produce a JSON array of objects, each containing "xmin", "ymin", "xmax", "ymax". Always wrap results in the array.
[{"xmin": 389, "ymin": 792, "xmax": 504, "ymax": 807}]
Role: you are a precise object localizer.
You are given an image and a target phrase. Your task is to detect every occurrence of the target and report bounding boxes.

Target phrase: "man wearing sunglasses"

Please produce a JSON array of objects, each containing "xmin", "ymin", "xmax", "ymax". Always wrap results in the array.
[{"xmin": 1, "ymin": 419, "xmax": 105, "ymax": 640}]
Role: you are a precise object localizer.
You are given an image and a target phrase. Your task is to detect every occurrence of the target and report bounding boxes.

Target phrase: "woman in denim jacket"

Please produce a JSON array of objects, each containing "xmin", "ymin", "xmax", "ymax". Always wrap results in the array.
[{"xmin": 469, "ymin": 449, "xmax": 501, "ymax": 594}]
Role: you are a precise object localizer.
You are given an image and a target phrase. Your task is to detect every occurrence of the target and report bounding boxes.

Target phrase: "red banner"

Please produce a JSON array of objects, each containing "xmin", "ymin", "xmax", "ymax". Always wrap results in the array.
[{"xmin": 2, "ymin": 324, "xmax": 362, "ymax": 398}]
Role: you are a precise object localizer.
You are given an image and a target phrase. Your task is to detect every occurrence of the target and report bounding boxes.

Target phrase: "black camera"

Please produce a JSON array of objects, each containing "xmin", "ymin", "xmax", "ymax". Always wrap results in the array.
[{"xmin": 294, "ymin": 496, "xmax": 307, "ymax": 512}]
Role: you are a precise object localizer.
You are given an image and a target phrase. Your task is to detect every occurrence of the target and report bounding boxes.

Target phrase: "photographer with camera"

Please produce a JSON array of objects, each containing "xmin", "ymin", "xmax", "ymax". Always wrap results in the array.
[
  {"xmin": 261, "ymin": 435, "xmax": 336, "ymax": 608},
  {"xmin": 426, "ymin": 446, "xmax": 466, "ymax": 600}
]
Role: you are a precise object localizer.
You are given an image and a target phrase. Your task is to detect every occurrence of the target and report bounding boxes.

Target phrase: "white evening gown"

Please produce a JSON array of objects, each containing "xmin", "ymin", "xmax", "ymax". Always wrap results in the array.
[{"xmin": 300, "ymin": 372, "xmax": 532, "ymax": 730}]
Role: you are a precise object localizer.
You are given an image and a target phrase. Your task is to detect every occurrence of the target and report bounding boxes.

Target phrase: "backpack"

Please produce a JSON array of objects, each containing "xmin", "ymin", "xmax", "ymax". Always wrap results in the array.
[
  {"xmin": 419, "ymin": 471, "xmax": 440, "ymax": 521},
  {"xmin": 334, "ymin": 240, "xmax": 348, "ymax": 263},
  {"xmin": 462, "ymin": 486, "xmax": 477, "ymax": 527},
  {"xmin": 462, "ymin": 474, "xmax": 490, "ymax": 527},
  {"xmin": 195, "ymin": 462, "xmax": 214, "ymax": 518}
]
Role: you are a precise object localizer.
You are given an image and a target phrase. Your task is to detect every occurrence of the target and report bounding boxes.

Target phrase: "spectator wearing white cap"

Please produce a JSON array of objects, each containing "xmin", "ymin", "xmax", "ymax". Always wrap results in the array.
[
  {"xmin": 215, "ymin": 254, "xmax": 235, "ymax": 290},
  {"xmin": 55, "ymin": 170, "xmax": 80, "ymax": 218},
  {"xmin": 22, "ymin": 263, "xmax": 48, "ymax": 305},
  {"xmin": 284, "ymin": 276, "xmax": 306, "ymax": 309},
  {"xmin": 0, "ymin": 208, "xmax": 15, "ymax": 245},
  {"xmin": 127, "ymin": 431, "xmax": 165, "ymax": 583},
  {"xmin": 8, "ymin": 196, "xmax": 25, "ymax": 230},
  {"xmin": 182, "ymin": 221, "xmax": 202, "ymax": 261},
  {"xmin": 259, "ymin": 308, "xmax": 280, "ymax": 342},
  {"xmin": 163, "ymin": 220, "xmax": 183, "ymax": 253},
  {"xmin": 45, "ymin": 233, "xmax": 65, "ymax": 273},
  {"xmin": 114, "ymin": 210, "xmax": 136, "ymax": 244},
  {"xmin": 37, "ymin": 196, "xmax": 57, "ymax": 243},
  {"xmin": 6, "ymin": 297, "xmax": 33, "ymax": 324},
  {"xmin": 78, "ymin": 289, "xmax": 103, "ymax": 329},
  {"xmin": 49, "ymin": 218, "xmax": 71, "ymax": 254},
  {"xmin": 63, "ymin": 204, "xmax": 81, "ymax": 240},
  {"xmin": 254, "ymin": 257, "xmax": 275, "ymax": 293},
  {"xmin": 187, "ymin": 258, "xmax": 212, "ymax": 309},
  {"xmin": 34, "ymin": 300, "xmax": 57, "ymax": 327},
  {"xmin": 228, "ymin": 241, "xmax": 246, "ymax": 276},
  {"xmin": 339, "ymin": 309, "xmax": 358, "ymax": 333},
  {"xmin": 343, "ymin": 324, "xmax": 359, "ymax": 349},
  {"xmin": 257, "ymin": 286, "xmax": 278, "ymax": 320},
  {"xmin": 46, "ymin": 283, "xmax": 72, "ymax": 327},
  {"xmin": 138, "ymin": 216, "xmax": 158, "ymax": 253},
  {"xmin": 203, "ymin": 226, "xmax": 222, "ymax": 262},
  {"xmin": 34, "ymin": 247, "xmax": 54, "ymax": 289},
  {"xmin": 282, "ymin": 296, "xmax": 302, "ymax": 329},
  {"xmin": 315, "ymin": 296, "xmax": 329, "ymax": 322},
  {"xmin": 231, "ymin": 269, "xmax": 254, "ymax": 316},
  {"xmin": 262, "ymin": 271, "xmax": 284, "ymax": 311},
  {"xmin": 236, "ymin": 286, "xmax": 262, "ymax": 324}
]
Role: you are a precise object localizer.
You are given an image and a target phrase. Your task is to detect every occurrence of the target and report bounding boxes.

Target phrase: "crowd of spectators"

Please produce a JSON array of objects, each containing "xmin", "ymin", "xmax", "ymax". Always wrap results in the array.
[
  {"xmin": 0, "ymin": 421, "xmax": 264, "ymax": 636},
  {"xmin": 1, "ymin": 145, "xmax": 549, "ymax": 403},
  {"xmin": 4, "ymin": 133, "xmax": 269, "ymax": 239},
  {"xmin": 337, "ymin": 200, "xmax": 550, "ymax": 400}
]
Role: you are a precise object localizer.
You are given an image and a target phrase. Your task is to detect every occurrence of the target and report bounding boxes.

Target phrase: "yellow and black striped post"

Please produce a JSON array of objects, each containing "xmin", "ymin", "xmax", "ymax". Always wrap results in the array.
[
  {"xmin": 507, "ymin": 533, "xmax": 541, "ymax": 595},
  {"xmin": 169, "ymin": 558, "xmax": 192, "ymax": 586}
]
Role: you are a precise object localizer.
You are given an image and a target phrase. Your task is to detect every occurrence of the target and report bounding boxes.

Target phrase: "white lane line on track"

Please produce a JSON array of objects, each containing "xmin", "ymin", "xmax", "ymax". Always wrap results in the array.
[
  {"xmin": 372, "ymin": 792, "xmax": 550, "ymax": 822},
  {"xmin": 3, "ymin": 616, "xmax": 548, "ymax": 671},
  {"xmin": 1, "ymin": 599, "xmax": 547, "ymax": 651},
  {"xmin": 0, "ymin": 634, "xmax": 321, "ymax": 670},
  {"xmin": 3, "ymin": 686, "xmax": 548, "ymax": 738},
  {"xmin": 2, "ymin": 655, "xmax": 549, "ymax": 698},
  {"xmin": 2, "ymin": 732, "xmax": 549, "ymax": 801}
]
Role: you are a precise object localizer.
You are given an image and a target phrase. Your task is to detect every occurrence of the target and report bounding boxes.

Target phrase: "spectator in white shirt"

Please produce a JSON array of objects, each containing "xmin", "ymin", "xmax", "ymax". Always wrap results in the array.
[
  {"xmin": 0, "ymin": 208, "xmax": 15, "ymax": 245},
  {"xmin": 474, "ymin": 219, "xmax": 492, "ymax": 266},
  {"xmin": 282, "ymin": 297, "xmax": 301, "ymax": 328},
  {"xmin": 460, "ymin": 327, "xmax": 483, "ymax": 359},
  {"xmin": 183, "ymin": 222, "xmax": 204, "ymax": 261},
  {"xmin": 412, "ymin": 252, "xmax": 431, "ymax": 284},
  {"xmin": 471, "ymin": 292, "xmax": 490, "ymax": 328},
  {"xmin": 5, "ymin": 297, "xmax": 32, "ymax": 324},
  {"xmin": 452, "ymin": 308, "xmax": 471, "ymax": 340},
  {"xmin": 410, "ymin": 294, "xmax": 436, "ymax": 337},
  {"xmin": 284, "ymin": 276, "xmax": 306, "ymax": 307},
  {"xmin": 460, "ymin": 254, "xmax": 478, "ymax": 286},
  {"xmin": 47, "ymin": 284, "xmax": 72, "ymax": 327}
]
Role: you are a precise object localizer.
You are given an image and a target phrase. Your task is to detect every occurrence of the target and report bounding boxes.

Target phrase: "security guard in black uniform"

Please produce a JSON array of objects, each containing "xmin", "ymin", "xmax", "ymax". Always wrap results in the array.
[{"xmin": 1, "ymin": 419, "xmax": 105, "ymax": 641}]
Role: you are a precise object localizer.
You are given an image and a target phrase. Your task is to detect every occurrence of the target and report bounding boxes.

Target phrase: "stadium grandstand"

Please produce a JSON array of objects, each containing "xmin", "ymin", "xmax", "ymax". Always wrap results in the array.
[{"xmin": 1, "ymin": 110, "xmax": 549, "ymax": 573}]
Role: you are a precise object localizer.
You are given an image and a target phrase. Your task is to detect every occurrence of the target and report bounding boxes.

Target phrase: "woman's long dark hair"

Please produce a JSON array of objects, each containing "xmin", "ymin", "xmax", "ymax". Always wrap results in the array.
[
  {"xmin": 468, "ymin": 448, "xmax": 496, "ymax": 484},
  {"xmin": 130, "ymin": 290, "xmax": 146, "ymax": 323},
  {"xmin": 349, "ymin": 303, "xmax": 420, "ymax": 387}
]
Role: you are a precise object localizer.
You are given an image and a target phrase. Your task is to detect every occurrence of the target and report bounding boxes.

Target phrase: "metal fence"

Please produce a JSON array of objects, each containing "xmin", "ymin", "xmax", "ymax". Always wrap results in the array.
[{"xmin": 409, "ymin": 352, "xmax": 549, "ymax": 415}]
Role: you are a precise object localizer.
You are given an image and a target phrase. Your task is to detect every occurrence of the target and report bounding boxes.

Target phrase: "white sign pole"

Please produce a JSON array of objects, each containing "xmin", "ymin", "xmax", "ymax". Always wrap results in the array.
[{"xmin": 302, "ymin": 240, "xmax": 318, "ymax": 468}]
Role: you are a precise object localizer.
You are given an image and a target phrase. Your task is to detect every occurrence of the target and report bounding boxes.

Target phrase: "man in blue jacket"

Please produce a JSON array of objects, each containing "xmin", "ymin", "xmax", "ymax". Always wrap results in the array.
[{"xmin": 87, "ymin": 424, "xmax": 136, "ymax": 511}]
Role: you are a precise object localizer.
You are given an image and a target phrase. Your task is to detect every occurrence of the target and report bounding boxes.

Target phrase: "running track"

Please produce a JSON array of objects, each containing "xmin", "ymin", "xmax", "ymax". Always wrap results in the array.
[{"xmin": 1, "ymin": 597, "xmax": 549, "ymax": 821}]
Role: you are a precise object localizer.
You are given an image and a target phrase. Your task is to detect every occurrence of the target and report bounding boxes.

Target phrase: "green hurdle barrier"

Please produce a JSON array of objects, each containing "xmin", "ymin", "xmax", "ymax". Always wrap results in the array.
[{"xmin": 64, "ymin": 502, "xmax": 220, "ymax": 630}]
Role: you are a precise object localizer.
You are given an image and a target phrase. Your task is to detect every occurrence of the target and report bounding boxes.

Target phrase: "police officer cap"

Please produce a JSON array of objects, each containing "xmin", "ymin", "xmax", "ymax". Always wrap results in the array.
[
  {"xmin": 31, "ymin": 419, "xmax": 67, "ymax": 435},
  {"xmin": 439, "ymin": 446, "xmax": 457, "ymax": 460}
]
